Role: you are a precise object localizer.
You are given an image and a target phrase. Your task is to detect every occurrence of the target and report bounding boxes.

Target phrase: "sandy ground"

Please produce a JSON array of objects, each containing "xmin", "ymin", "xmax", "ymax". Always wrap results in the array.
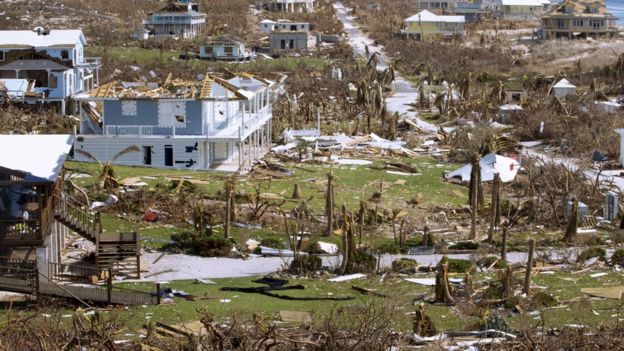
[{"xmin": 334, "ymin": 2, "xmax": 438, "ymax": 133}]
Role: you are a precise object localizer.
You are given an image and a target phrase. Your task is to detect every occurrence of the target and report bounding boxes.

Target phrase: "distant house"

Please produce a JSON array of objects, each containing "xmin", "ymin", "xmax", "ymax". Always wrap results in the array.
[
  {"xmin": 260, "ymin": 19, "xmax": 311, "ymax": 33},
  {"xmin": 553, "ymin": 78, "xmax": 577, "ymax": 98},
  {"xmin": 257, "ymin": 0, "xmax": 315, "ymax": 13},
  {"xmin": 73, "ymin": 72, "xmax": 286, "ymax": 172},
  {"xmin": 498, "ymin": 103, "xmax": 523, "ymax": 123},
  {"xmin": 540, "ymin": 0, "xmax": 618, "ymax": 39},
  {"xmin": 402, "ymin": 10, "xmax": 465, "ymax": 39},
  {"xmin": 366, "ymin": 2, "xmax": 382, "ymax": 11},
  {"xmin": 0, "ymin": 29, "xmax": 101, "ymax": 115},
  {"xmin": 269, "ymin": 31, "xmax": 309, "ymax": 52},
  {"xmin": 144, "ymin": 1, "xmax": 206, "ymax": 39},
  {"xmin": 496, "ymin": 0, "xmax": 545, "ymax": 19},
  {"xmin": 132, "ymin": 28, "xmax": 150, "ymax": 41},
  {"xmin": 415, "ymin": 0, "xmax": 458, "ymax": 10},
  {"xmin": 199, "ymin": 37, "xmax": 253, "ymax": 61}
]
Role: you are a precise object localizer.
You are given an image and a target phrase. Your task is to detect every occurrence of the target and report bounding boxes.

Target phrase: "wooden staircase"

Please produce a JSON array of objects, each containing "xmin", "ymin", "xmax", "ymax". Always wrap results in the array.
[{"xmin": 53, "ymin": 193, "xmax": 140, "ymax": 278}]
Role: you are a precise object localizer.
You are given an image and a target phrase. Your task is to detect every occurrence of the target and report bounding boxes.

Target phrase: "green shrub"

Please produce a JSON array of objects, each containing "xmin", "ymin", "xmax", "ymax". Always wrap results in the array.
[
  {"xmin": 484, "ymin": 284, "xmax": 504, "ymax": 299},
  {"xmin": 478, "ymin": 256, "xmax": 507, "ymax": 269},
  {"xmin": 391, "ymin": 258, "xmax": 418, "ymax": 274},
  {"xmin": 260, "ymin": 238, "xmax": 285, "ymax": 249},
  {"xmin": 447, "ymin": 258, "xmax": 473, "ymax": 273},
  {"xmin": 168, "ymin": 232, "xmax": 233, "ymax": 257},
  {"xmin": 576, "ymin": 247, "xmax": 606, "ymax": 263},
  {"xmin": 448, "ymin": 241, "xmax": 480, "ymax": 251},
  {"xmin": 377, "ymin": 241, "xmax": 401, "ymax": 254},
  {"xmin": 532, "ymin": 291, "xmax": 558, "ymax": 308},
  {"xmin": 290, "ymin": 254, "xmax": 322, "ymax": 273},
  {"xmin": 350, "ymin": 250, "xmax": 377, "ymax": 273},
  {"xmin": 611, "ymin": 249, "xmax": 624, "ymax": 266}
]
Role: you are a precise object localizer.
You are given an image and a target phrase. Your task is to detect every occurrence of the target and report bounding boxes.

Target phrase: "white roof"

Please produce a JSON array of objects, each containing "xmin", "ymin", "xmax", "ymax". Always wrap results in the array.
[
  {"xmin": 0, "ymin": 134, "xmax": 74, "ymax": 182},
  {"xmin": 260, "ymin": 19, "xmax": 277, "ymax": 24},
  {"xmin": 553, "ymin": 78, "xmax": 576, "ymax": 89},
  {"xmin": 499, "ymin": 104, "xmax": 523, "ymax": 110},
  {"xmin": 500, "ymin": 0, "xmax": 544, "ymax": 6},
  {"xmin": 405, "ymin": 10, "xmax": 465, "ymax": 23},
  {"xmin": 0, "ymin": 30, "xmax": 86, "ymax": 48},
  {"xmin": 445, "ymin": 153, "xmax": 520, "ymax": 183}
]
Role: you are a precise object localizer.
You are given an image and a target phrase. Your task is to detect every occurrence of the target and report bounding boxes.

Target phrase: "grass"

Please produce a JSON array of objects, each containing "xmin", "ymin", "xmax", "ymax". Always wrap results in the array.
[
  {"xmin": 68, "ymin": 156, "xmax": 466, "ymax": 249},
  {"xmin": 86, "ymin": 46, "xmax": 329, "ymax": 72},
  {"xmin": 115, "ymin": 275, "xmax": 466, "ymax": 333}
]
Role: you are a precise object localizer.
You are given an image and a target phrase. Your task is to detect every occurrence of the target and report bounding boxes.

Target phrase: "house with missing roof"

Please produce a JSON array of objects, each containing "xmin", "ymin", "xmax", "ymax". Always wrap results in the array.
[
  {"xmin": 540, "ymin": 0, "xmax": 618, "ymax": 39},
  {"xmin": 73, "ymin": 73, "xmax": 286, "ymax": 172},
  {"xmin": 0, "ymin": 29, "xmax": 101, "ymax": 115},
  {"xmin": 257, "ymin": 0, "xmax": 315, "ymax": 13},
  {"xmin": 402, "ymin": 10, "xmax": 466, "ymax": 39},
  {"xmin": 496, "ymin": 0, "xmax": 547, "ymax": 19},
  {"xmin": 0, "ymin": 134, "xmax": 142, "ymax": 281},
  {"xmin": 143, "ymin": 1, "xmax": 207, "ymax": 39},
  {"xmin": 199, "ymin": 37, "xmax": 254, "ymax": 61}
]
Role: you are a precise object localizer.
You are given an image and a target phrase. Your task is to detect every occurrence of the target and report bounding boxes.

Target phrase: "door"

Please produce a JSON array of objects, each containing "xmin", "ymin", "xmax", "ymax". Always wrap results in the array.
[
  {"xmin": 143, "ymin": 146, "xmax": 152, "ymax": 165},
  {"xmin": 164, "ymin": 145, "xmax": 173, "ymax": 166}
]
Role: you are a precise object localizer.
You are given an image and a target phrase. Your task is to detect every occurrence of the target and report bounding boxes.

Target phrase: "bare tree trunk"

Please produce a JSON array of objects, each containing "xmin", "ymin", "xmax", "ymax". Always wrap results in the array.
[
  {"xmin": 224, "ymin": 193, "xmax": 231, "ymax": 239},
  {"xmin": 435, "ymin": 258, "xmax": 455, "ymax": 304},
  {"xmin": 501, "ymin": 223, "xmax": 508, "ymax": 262},
  {"xmin": 469, "ymin": 155, "xmax": 480, "ymax": 240},
  {"xmin": 326, "ymin": 172, "xmax": 334, "ymax": 236},
  {"xmin": 524, "ymin": 238, "xmax": 535, "ymax": 295},
  {"xmin": 502, "ymin": 266, "xmax": 514, "ymax": 298},
  {"xmin": 488, "ymin": 173, "xmax": 501, "ymax": 241},
  {"xmin": 563, "ymin": 200, "xmax": 578, "ymax": 244}
]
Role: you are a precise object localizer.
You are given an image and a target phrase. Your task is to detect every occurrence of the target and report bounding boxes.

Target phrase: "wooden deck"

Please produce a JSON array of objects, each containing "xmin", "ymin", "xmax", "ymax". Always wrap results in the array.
[{"xmin": 0, "ymin": 274, "xmax": 157, "ymax": 305}]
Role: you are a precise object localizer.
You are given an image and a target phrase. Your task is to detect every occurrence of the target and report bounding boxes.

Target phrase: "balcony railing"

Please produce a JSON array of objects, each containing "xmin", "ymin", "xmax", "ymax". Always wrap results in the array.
[{"xmin": 76, "ymin": 57, "xmax": 102, "ymax": 68}]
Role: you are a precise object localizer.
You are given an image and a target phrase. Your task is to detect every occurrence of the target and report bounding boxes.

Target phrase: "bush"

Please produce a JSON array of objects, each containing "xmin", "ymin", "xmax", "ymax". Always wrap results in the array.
[
  {"xmin": 478, "ymin": 256, "xmax": 508, "ymax": 269},
  {"xmin": 260, "ymin": 238, "xmax": 285, "ymax": 249},
  {"xmin": 391, "ymin": 258, "xmax": 418, "ymax": 274},
  {"xmin": 576, "ymin": 247, "xmax": 606, "ymax": 263},
  {"xmin": 532, "ymin": 291, "xmax": 558, "ymax": 308},
  {"xmin": 611, "ymin": 249, "xmax": 624, "ymax": 266},
  {"xmin": 448, "ymin": 241, "xmax": 480, "ymax": 250},
  {"xmin": 484, "ymin": 284, "xmax": 504, "ymax": 299},
  {"xmin": 447, "ymin": 258, "xmax": 473, "ymax": 273},
  {"xmin": 168, "ymin": 232, "xmax": 233, "ymax": 257},
  {"xmin": 377, "ymin": 241, "xmax": 401, "ymax": 254},
  {"xmin": 350, "ymin": 250, "xmax": 377, "ymax": 273},
  {"xmin": 290, "ymin": 254, "xmax": 322, "ymax": 274}
]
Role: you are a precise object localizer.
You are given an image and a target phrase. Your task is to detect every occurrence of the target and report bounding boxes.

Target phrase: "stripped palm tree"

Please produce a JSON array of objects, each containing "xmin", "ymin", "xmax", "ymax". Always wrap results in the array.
[{"xmin": 75, "ymin": 146, "xmax": 140, "ymax": 192}]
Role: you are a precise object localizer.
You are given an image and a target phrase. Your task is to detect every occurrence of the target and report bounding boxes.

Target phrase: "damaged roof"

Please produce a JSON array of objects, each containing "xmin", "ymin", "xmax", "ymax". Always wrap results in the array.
[
  {"xmin": 85, "ymin": 72, "xmax": 281, "ymax": 100},
  {"xmin": 0, "ymin": 30, "xmax": 86, "ymax": 48}
]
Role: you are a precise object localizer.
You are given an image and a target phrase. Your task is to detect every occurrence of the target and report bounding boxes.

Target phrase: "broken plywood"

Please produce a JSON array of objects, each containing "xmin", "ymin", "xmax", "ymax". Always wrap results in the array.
[
  {"xmin": 279, "ymin": 311, "xmax": 312, "ymax": 324},
  {"xmin": 581, "ymin": 286, "xmax": 624, "ymax": 299}
]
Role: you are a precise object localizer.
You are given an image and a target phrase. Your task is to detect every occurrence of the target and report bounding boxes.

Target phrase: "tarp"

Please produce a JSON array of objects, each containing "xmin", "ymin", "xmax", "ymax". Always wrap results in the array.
[{"xmin": 444, "ymin": 153, "xmax": 520, "ymax": 183}]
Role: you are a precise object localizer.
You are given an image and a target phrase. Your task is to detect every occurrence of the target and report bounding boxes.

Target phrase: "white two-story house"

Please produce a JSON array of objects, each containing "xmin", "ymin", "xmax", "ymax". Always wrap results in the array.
[
  {"xmin": 73, "ymin": 72, "xmax": 286, "ymax": 172},
  {"xmin": 0, "ymin": 29, "xmax": 101, "ymax": 115}
]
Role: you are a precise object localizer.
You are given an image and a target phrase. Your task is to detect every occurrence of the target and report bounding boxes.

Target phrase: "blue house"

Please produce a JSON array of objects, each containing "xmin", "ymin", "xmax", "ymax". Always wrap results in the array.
[
  {"xmin": 144, "ymin": 1, "xmax": 207, "ymax": 39},
  {"xmin": 0, "ymin": 29, "xmax": 101, "ymax": 114},
  {"xmin": 73, "ymin": 72, "xmax": 286, "ymax": 172}
]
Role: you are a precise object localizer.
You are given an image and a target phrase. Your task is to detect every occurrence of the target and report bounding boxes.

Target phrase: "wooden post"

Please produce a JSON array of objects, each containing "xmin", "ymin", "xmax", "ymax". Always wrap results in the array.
[
  {"xmin": 326, "ymin": 172, "xmax": 334, "ymax": 236},
  {"xmin": 156, "ymin": 283, "xmax": 161, "ymax": 305},
  {"xmin": 34, "ymin": 267, "xmax": 40, "ymax": 303},
  {"xmin": 488, "ymin": 173, "xmax": 501, "ymax": 241},
  {"xmin": 501, "ymin": 224, "xmax": 508, "ymax": 262},
  {"xmin": 106, "ymin": 266, "xmax": 112, "ymax": 305},
  {"xmin": 524, "ymin": 238, "xmax": 535, "ymax": 295}
]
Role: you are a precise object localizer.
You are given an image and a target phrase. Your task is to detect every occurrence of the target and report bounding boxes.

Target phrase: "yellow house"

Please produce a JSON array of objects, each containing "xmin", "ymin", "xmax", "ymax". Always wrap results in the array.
[
  {"xmin": 497, "ymin": 0, "xmax": 546, "ymax": 20},
  {"xmin": 402, "ymin": 10, "xmax": 466, "ymax": 40}
]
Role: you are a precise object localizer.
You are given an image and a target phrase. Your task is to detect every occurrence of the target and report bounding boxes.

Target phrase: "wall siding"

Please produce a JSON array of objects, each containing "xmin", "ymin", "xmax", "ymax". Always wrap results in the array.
[
  {"xmin": 103, "ymin": 100, "xmax": 203, "ymax": 135},
  {"xmin": 74, "ymin": 137, "xmax": 208, "ymax": 169}
]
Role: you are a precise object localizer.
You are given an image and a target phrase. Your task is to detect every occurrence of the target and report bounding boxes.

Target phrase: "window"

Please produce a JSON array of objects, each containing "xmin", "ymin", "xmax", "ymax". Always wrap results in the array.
[
  {"xmin": 61, "ymin": 50, "xmax": 69, "ymax": 60},
  {"xmin": 0, "ymin": 51, "xmax": 4, "ymax": 61},
  {"xmin": 290, "ymin": 25, "xmax": 297, "ymax": 31},
  {"xmin": 224, "ymin": 46, "xmax": 233, "ymax": 56},
  {"xmin": 143, "ymin": 146, "xmax": 152, "ymax": 165},
  {"xmin": 164, "ymin": 145, "xmax": 173, "ymax": 166},
  {"xmin": 573, "ymin": 19, "xmax": 583, "ymax": 27},
  {"xmin": 49, "ymin": 74, "xmax": 58, "ymax": 89},
  {"xmin": 122, "ymin": 101, "xmax": 138, "ymax": 116},
  {"xmin": 281, "ymin": 39, "xmax": 286, "ymax": 49}
]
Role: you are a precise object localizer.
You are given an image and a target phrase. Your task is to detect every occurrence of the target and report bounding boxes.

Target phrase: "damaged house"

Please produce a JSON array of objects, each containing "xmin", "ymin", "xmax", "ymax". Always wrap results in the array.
[
  {"xmin": 257, "ymin": 0, "xmax": 315, "ymax": 13},
  {"xmin": 73, "ymin": 72, "xmax": 286, "ymax": 172},
  {"xmin": 143, "ymin": 1, "xmax": 207, "ymax": 39},
  {"xmin": 0, "ymin": 29, "xmax": 101, "ymax": 115},
  {"xmin": 540, "ymin": 0, "xmax": 619, "ymax": 39}
]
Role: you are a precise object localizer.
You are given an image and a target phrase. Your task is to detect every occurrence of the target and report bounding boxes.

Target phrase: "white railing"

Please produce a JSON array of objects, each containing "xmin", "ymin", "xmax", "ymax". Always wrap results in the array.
[{"xmin": 105, "ymin": 125, "xmax": 164, "ymax": 137}]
